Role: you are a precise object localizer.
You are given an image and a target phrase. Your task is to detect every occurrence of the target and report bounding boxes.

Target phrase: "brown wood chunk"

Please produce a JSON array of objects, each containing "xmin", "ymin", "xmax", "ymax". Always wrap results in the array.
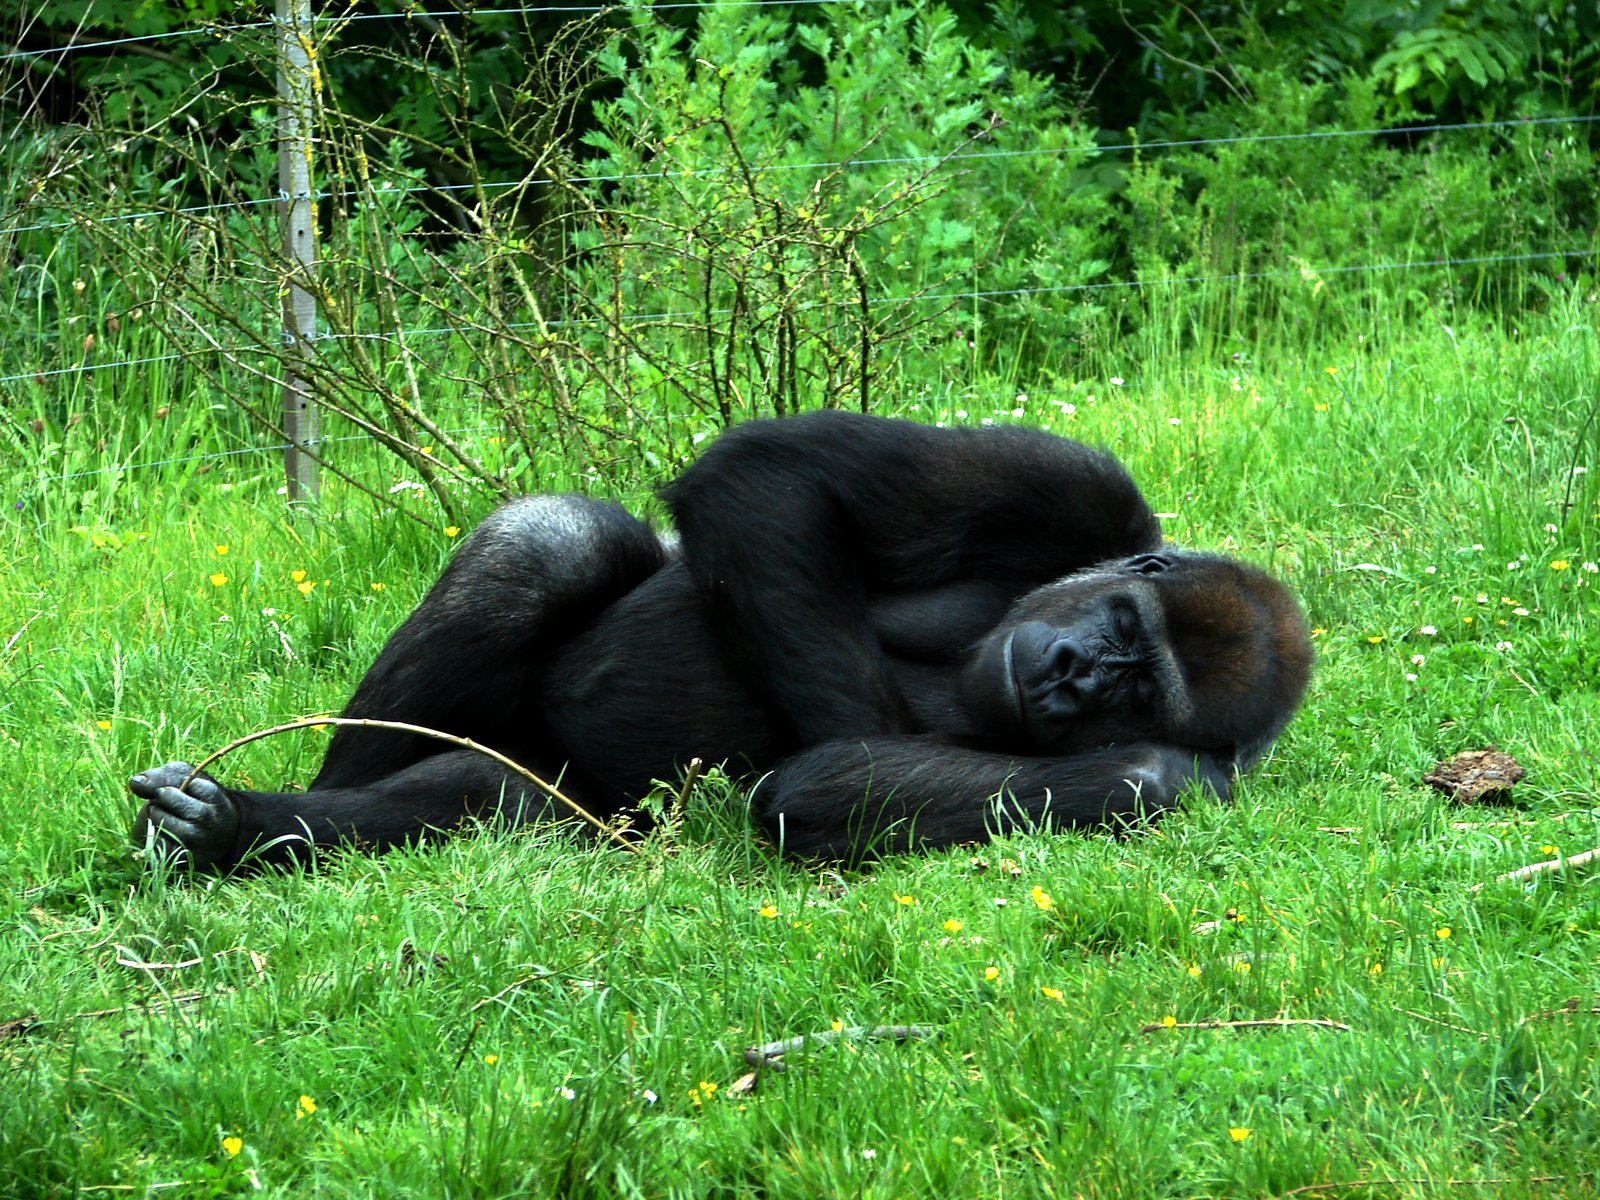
[{"xmin": 1423, "ymin": 748, "xmax": 1525, "ymax": 804}]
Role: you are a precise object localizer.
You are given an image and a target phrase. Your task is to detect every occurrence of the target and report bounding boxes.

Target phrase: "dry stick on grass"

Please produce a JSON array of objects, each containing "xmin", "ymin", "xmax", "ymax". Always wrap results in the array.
[
  {"xmin": 729, "ymin": 1024, "xmax": 939, "ymax": 1095},
  {"xmin": 743, "ymin": 1023, "xmax": 939, "ymax": 1070},
  {"xmin": 666, "ymin": 756, "xmax": 703, "ymax": 842},
  {"xmin": 113, "ymin": 946, "xmax": 267, "ymax": 978},
  {"xmin": 1395, "ymin": 1009, "xmax": 1488, "ymax": 1039},
  {"xmin": 1471, "ymin": 845, "xmax": 1600, "ymax": 892},
  {"xmin": 74, "ymin": 993, "xmax": 210, "ymax": 1020},
  {"xmin": 1521, "ymin": 998, "xmax": 1600, "ymax": 1024},
  {"xmin": 1139, "ymin": 1017, "xmax": 1352, "ymax": 1035},
  {"xmin": 1453, "ymin": 813, "xmax": 1570, "ymax": 829},
  {"xmin": 674, "ymin": 757, "xmax": 703, "ymax": 813},
  {"xmin": 1280, "ymin": 1174, "xmax": 1581, "ymax": 1197},
  {"xmin": 1319, "ymin": 815, "xmax": 1573, "ymax": 834},
  {"xmin": 4, "ymin": 951, "xmax": 271, "ymax": 1037},
  {"xmin": 180, "ymin": 717, "xmax": 637, "ymax": 853},
  {"xmin": 1, "ymin": 995, "xmax": 213, "ymax": 1039}
]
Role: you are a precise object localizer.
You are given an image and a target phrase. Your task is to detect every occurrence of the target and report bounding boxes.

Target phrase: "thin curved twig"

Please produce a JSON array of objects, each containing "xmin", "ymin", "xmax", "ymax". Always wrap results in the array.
[
  {"xmin": 1139, "ymin": 1017, "xmax": 1351, "ymax": 1035},
  {"xmin": 1472, "ymin": 845, "xmax": 1600, "ymax": 892},
  {"xmin": 744, "ymin": 1023, "xmax": 939, "ymax": 1070},
  {"xmin": 180, "ymin": 717, "xmax": 637, "ymax": 852}
]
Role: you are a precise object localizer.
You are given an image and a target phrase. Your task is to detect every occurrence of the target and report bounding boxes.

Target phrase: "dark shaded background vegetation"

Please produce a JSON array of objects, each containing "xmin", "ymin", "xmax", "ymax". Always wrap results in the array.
[{"xmin": 3, "ymin": 1, "xmax": 1597, "ymax": 503}]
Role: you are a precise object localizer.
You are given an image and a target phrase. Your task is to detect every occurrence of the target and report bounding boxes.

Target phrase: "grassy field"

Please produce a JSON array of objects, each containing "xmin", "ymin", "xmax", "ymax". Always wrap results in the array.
[{"xmin": 2, "ymin": 283, "xmax": 1599, "ymax": 1197}]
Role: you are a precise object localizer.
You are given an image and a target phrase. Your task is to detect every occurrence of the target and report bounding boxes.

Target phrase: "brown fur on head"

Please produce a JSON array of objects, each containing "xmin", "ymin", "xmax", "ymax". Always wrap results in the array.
[{"xmin": 1152, "ymin": 551, "xmax": 1313, "ymax": 768}]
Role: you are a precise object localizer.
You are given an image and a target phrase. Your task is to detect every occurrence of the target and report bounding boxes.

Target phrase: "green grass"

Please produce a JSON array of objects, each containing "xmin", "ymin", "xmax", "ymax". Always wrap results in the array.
[{"xmin": 3, "ymin": 286, "xmax": 1600, "ymax": 1198}]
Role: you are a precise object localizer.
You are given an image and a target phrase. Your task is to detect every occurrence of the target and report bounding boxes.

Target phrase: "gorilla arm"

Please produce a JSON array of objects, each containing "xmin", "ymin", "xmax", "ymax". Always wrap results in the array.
[
  {"xmin": 129, "ymin": 752, "xmax": 562, "ymax": 872},
  {"xmin": 751, "ymin": 737, "xmax": 1232, "ymax": 862},
  {"xmin": 663, "ymin": 412, "xmax": 1163, "ymax": 743}
]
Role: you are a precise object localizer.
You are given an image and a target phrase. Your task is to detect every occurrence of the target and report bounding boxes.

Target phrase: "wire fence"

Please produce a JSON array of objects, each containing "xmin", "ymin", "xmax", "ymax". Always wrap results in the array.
[
  {"xmin": 4, "ymin": 3, "xmax": 1597, "ymax": 498},
  {"xmin": 6, "ymin": 113, "xmax": 1597, "ymax": 240}
]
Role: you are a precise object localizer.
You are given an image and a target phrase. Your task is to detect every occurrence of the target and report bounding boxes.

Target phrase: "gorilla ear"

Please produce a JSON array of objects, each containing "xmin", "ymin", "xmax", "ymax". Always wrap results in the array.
[{"xmin": 1123, "ymin": 553, "xmax": 1173, "ymax": 575}]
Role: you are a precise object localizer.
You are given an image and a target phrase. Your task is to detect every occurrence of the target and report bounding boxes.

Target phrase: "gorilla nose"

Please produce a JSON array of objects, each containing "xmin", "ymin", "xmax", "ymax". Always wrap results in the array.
[
  {"xmin": 1042, "ymin": 636, "xmax": 1100, "ymax": 709},
  {"xmin": 1045, "ymin": 635, "xmax": 1092, "ymax": 684}
]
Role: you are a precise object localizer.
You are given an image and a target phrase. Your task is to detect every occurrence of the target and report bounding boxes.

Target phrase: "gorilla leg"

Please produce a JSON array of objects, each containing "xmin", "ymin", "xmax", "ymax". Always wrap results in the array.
[
  {"xmin": 314, "ymin": 495, "xmax": 667, "ymax": 787},
  {"xmin": 753, "ymin": 739, "xmax": 1233, "ymax": 861},
  {"xmin": 132, "ymin": 495, "xmax": 666, "ymax": 871}
]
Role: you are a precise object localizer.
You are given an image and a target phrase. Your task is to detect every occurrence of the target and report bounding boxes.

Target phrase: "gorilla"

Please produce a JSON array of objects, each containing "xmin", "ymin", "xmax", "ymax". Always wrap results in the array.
[{"xmin": 131, "ymin": 412, "xmax": 1312, "ymax": 870}]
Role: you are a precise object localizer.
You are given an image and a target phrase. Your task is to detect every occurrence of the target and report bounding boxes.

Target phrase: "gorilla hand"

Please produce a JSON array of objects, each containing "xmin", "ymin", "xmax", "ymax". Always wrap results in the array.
[{"xmin": 130, "ymin": 763, "xmax": 240, "ymax": 872}]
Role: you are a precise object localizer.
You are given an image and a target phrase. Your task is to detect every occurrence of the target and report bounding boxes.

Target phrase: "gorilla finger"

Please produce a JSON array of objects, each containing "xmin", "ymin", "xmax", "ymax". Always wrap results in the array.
[
  {"xmin": 146, "ymin": 815, "xmax": 206, "ymax": 847},
  {"xmin": 149, "ymin": 785, "xmax": 227, "ymax": 828},
  {"xmin": 130, "ymin": 762, "xmax": 201, "ymax": 799}
]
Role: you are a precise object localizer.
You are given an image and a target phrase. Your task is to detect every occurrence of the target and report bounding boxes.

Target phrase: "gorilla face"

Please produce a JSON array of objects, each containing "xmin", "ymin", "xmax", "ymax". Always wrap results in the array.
[{"xmin": 965, "ymin": 550, "xmax": 1312, "ymax": 767}]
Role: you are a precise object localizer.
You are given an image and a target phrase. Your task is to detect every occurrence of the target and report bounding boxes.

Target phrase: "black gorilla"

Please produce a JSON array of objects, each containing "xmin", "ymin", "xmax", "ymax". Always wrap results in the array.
[{"xmin": 131, "ymin": 412, "xmax": 1312, "ymax": 869}]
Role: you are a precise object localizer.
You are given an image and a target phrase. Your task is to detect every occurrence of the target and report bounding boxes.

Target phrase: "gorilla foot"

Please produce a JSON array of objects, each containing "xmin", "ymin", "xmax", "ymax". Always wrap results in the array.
[{"xmin": 130, "ymin": 762, "xmax": 241, "ymax": 872}]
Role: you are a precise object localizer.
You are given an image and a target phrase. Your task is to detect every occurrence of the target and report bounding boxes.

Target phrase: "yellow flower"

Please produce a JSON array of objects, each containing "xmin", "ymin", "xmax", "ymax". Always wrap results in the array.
[
  {"xmin": 214, "ymin": 544, "xmax": 229, "ymax": 556},
  {"xmin": 893, "ymin": 892, "xmax": 917, "ymax": 906},
  {"xmin": 291, "ymin": 569, "xmax": 307, "ymax": 582},
  {"xmin": 1229, "ymin": 1126, "xmax": 1252, "ymax": 1142},
  {"xmin": 1040, "ymin": 985, "xmax": 1064, "ymax": 1002},
  {"xmin": 222, "ymin": 1135, "xmax": 242, "ymax": 1157},
  {"xmin": 689, "ymin": 1080, "xmax": 718, "ymax": 1107},
  {"xmin": 757, "ymin": 904, "xmax": 778, "ymax": 919},
  {"xmin": 1030, "ymin": 885, "xmax": 1054, "ymax": 912},
  {"xmin": 830, "ymin": 1018, "xmax": 844, "ymax": 1032},
  {"xmin": 1310, "ymin": 627, "xmax": 1327, "ymax": 637},
  {"xmin": 483, "ymin": 1054, "xmax": 498, "ymax": 1065},
  {"xmin": 1551, "ymin": 560, "xmax": 1570, "ymax": 571},
  {"xmin": 1369, "ymin": 962, "xmax": 1384, "ymax": 976},
  {"xmin": 296, "ymin": 1094, "xmax": 317, "ymax": 1119},
  {"xmin": 1324, "ymin": 366, "xmax": 1338, "ymax": 376},
  {"xmin": 1234, "ymin": 960, "xmax": 1252, "ymax": 974},
  {"xmin": 1435, "ymin": 926, "xmax": 1452, "ymax": 940},
  {"xmin": 1541, "ymin": 844, "xmax": 1559, "ymax": 855},
  {"xmin": 1161, "ymin": 1014, "xmax": 1177, "ymax": 1028},
  {"xmin": 1366, "ymin": 635, "xmax": 1384, "ymax": 644},
  {"xmin": 1187, "ymin": 964, "xmax": 1203, "ymax": 978},
  {"xmin": 943, "ymin": 918, "xmax": 964, "ymax": 934},
  {"xmin": 95, "ymin": 720, "xmax": 112, "ymax": 731},
  {"xmin": 444, "ymin": 526, "xmax": 461, "ymax": 538},
  {"xmin": 370, "ymin": 582, "xmax": 386, "ymax": 591},
  {"xmin": 297, "ymin": 580, "xmax": 315, "ymax": 595},
  {"xmin": 209, "ymin": 573, "xmax": 228, "ymax": 587},
  {"xmin": 984, "ymin": 965, "xmax": 1000, "ymax": 982}
]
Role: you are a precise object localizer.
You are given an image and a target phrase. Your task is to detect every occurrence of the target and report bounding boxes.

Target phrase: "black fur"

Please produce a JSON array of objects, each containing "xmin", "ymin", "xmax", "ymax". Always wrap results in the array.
[{"xmin": 131, "ymin": 412, "xmax": 1311, "ymax": 870}]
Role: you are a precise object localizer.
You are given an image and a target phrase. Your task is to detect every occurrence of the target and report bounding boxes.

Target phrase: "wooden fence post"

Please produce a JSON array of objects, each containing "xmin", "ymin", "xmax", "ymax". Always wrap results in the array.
[{"xmin": 276, "ymin": 0, "xmax": 319, "ymax": 503}]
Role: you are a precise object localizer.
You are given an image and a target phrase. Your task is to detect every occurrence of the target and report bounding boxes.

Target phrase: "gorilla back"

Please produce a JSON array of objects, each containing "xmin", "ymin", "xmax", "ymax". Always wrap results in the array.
[{"xmin": 131, "ymin": 412, "xmax": 1312, "ymax": 870}]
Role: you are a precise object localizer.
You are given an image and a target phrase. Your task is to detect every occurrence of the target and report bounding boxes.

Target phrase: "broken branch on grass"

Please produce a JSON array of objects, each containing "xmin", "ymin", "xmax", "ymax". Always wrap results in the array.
[
  {"xmin": 74, "ymin": 992, "xmax": 211, "ymax": 1021},
  {"xmin": 674, "ymin": 757, "xmax": 703, "ymax": 818},
  {"xmin": 1139, "ymin": 1017, "xmax": 1351, "ymax": 1035},
  {"xmin": 1471, "ymin": 845, "xmax": 1600, "ymax": 892},
  {"xmin": 729, "ymin": 1023, "xmax": 939, "ymax": 1096},
  {"xmin": 448, "ymin": 1018, "xmax": 484, "ymax": 1079},
  {"xmin": 744, "ymin": 1023, "xmax": 939, "ymax": 1071},
  {"xmin": 113, "ymin": 946, "xmax": 267, "ymax": 977},
  {"xmin": 181, "ymin": 716, "xmax": 636, "ymax": 852},
  {"xmin": 1280, "ymin": 1174, "xmax": 1582, "ymax": 1197},
  {"xmin": 1395, "ymin": 1009, "xmax": 1487, "ymax": 1039},
  {"xmin": 1521, "ymin": 998, "xmax": 1600, "ymax": 1024}
]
